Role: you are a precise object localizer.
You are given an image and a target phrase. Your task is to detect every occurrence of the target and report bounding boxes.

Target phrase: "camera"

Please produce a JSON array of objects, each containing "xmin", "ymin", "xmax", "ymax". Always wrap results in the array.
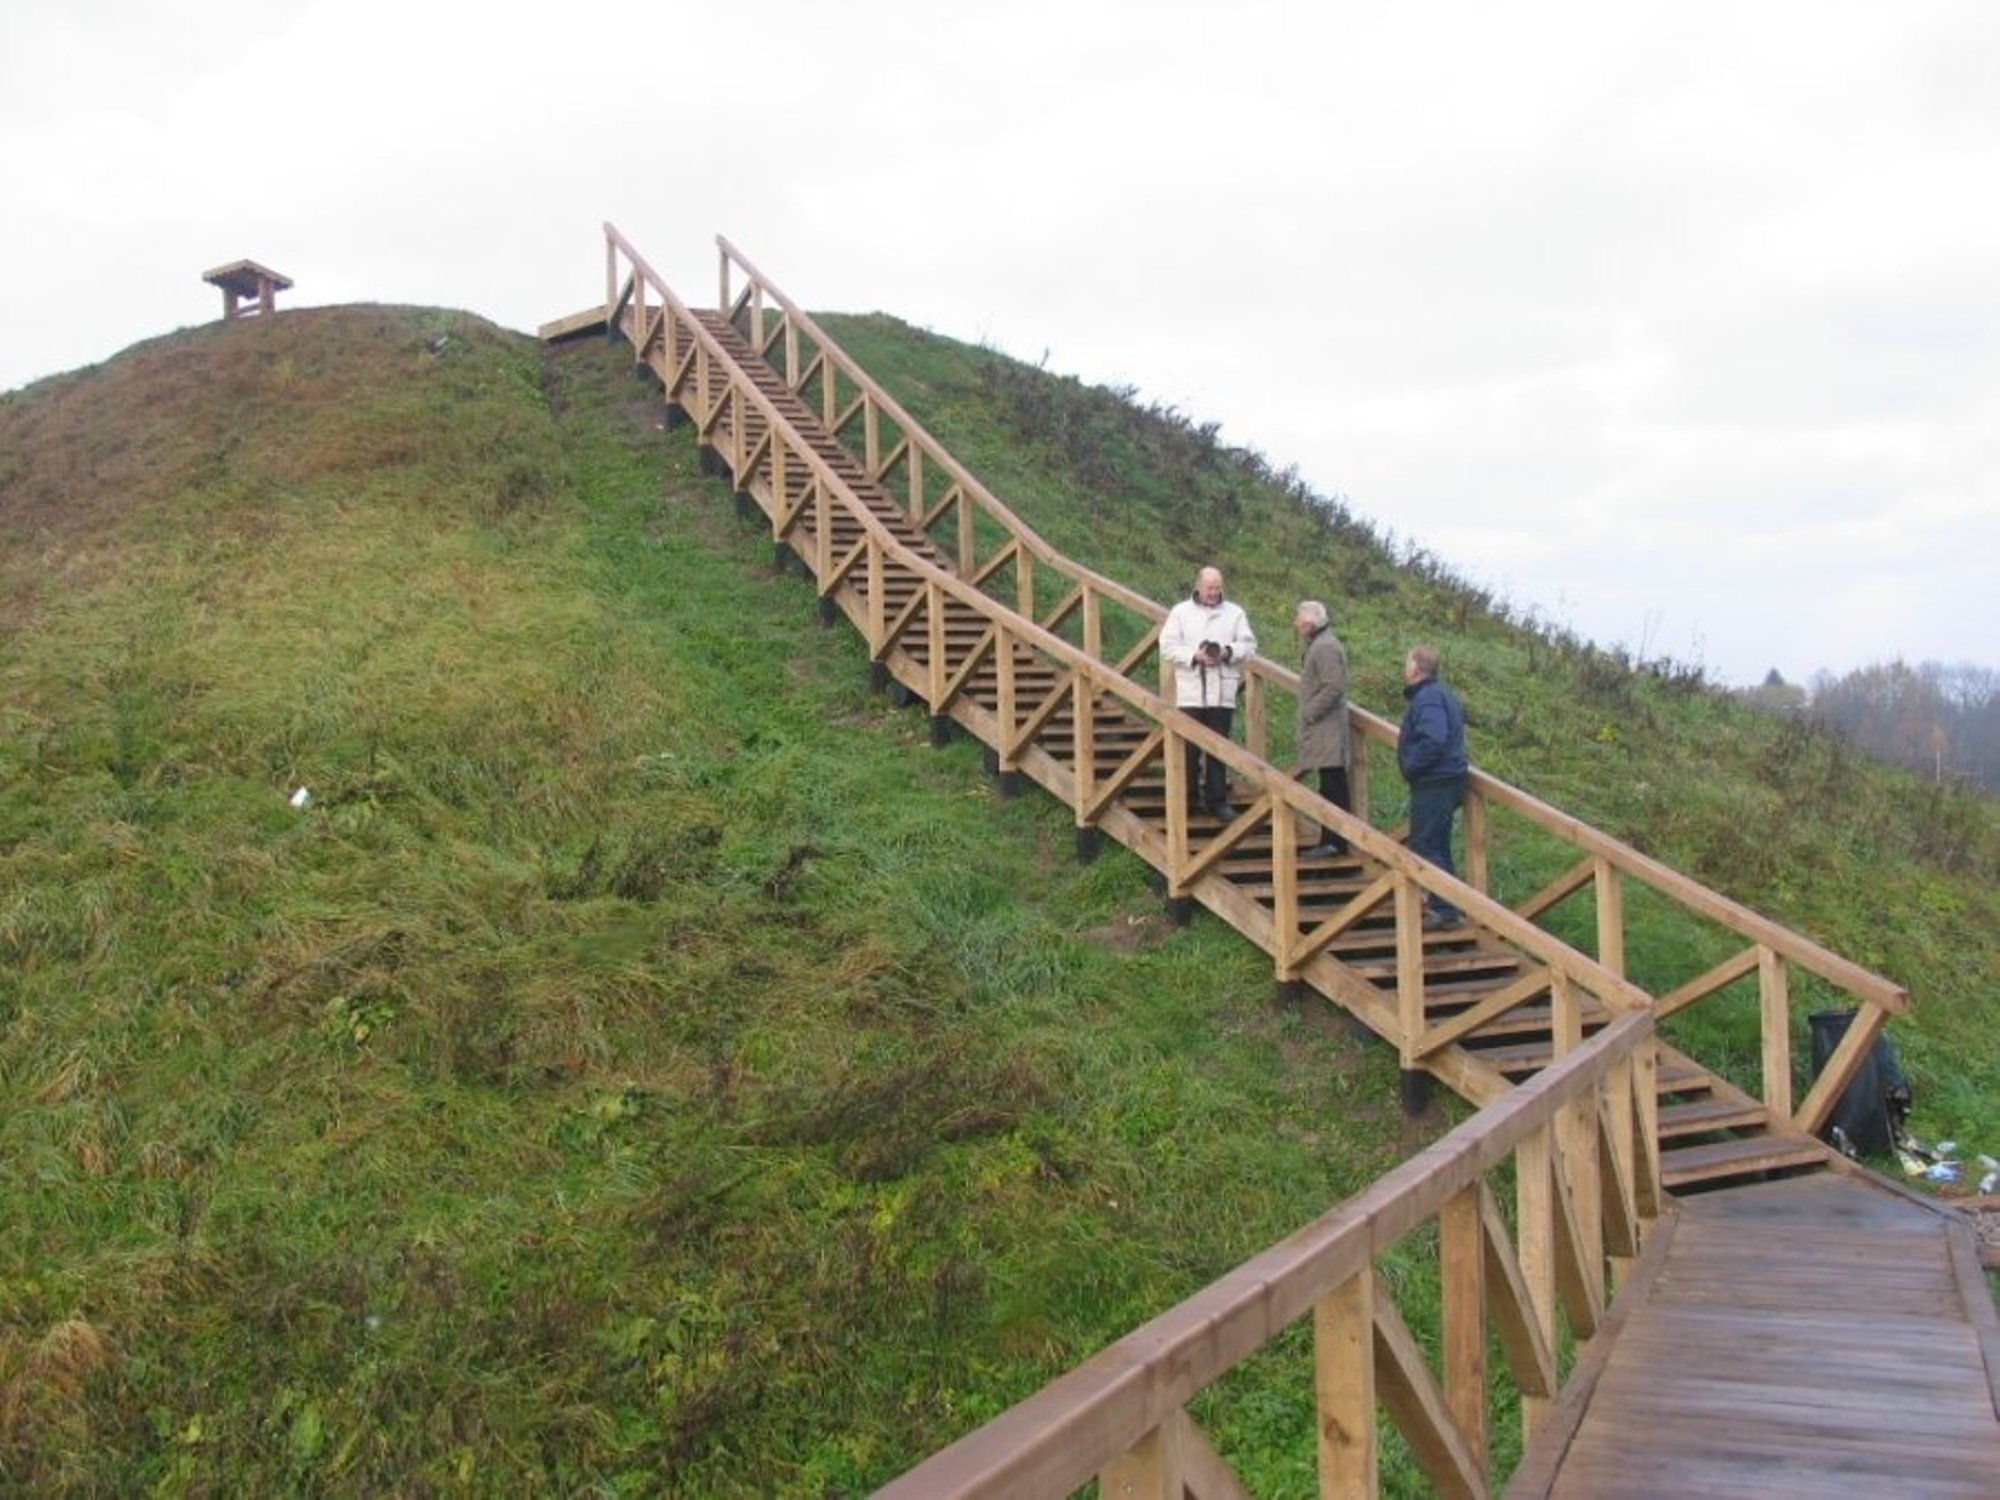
[{"xmin": 1200, "ymin": 640, "xmax": 1224, "ymax": 662}]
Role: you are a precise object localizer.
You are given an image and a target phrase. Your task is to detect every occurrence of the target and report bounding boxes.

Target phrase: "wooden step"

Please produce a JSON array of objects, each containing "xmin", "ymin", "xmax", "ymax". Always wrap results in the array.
[
  {"xmin": 1441, "ymin": 1006, "xmax": 1609, "ymax": 1044},
  {"xmin": 1657, "ymin": 1097, "xmax": 1771, "ymax": 1140},
  {"xmin": 1659, "ymin": 1133, "xmax": 1829, "ymax": 1190},
  {"xmin": 1455, "ymin": 1039, "xmax": 1559, "ymax": 1078},
  {"xmin": 1432, "ymin": 996, "xmax": 1611, "ymax": 1032},
  {"xmin": 1345, "ymin": 948, "xmax": 1526, "ymax": 984},
  {"xmin": 1655, "ymin": 1055, "xmax": 1714, "ymax": 1095}
]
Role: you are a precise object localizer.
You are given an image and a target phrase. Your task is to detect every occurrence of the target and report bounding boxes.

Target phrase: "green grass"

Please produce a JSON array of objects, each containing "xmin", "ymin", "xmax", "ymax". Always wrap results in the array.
[{"xmin": 2, "ymin": 301, "xmax": 1993, "ymax": 1494}]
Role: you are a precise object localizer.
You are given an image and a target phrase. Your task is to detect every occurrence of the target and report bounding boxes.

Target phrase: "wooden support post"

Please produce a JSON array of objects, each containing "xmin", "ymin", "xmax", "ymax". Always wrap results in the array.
[
  {"xmin": 1517, "ymin": 1123, "xmax": 1557, "ymax": 1441},
  {"xmin": 1316, "ymin": 1269, "xmax": 1377, "ymax": 1498},
  {"xmin": 1098, "ymin": 1414, "xmax": 1186, "ymax": 1500},
  {"xmin": 1759, "ymin": 945, "xmax": 1793, "ymax": 1122},
  {"xmin": 1401, "ymin": 1069, "xmax": 1433, "ymax": 1116},
  {"xmin": 1394, "ymin": 873, "xmax": 1426, "ymax": 1081},
  {"xmin": 1594, "ymin": 856, "xmax": 1625, "ymax": 976},
  {"xmin": 1441, "ymin": 1184, "xmax": 1488, "ymax": 1476}
]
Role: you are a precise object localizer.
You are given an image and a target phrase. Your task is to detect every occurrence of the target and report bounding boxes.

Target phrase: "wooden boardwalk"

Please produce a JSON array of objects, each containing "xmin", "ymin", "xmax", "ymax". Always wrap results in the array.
[{"xmin": 1513, "ymin": 1172, "xmax": 2000, "ymax": 1498}]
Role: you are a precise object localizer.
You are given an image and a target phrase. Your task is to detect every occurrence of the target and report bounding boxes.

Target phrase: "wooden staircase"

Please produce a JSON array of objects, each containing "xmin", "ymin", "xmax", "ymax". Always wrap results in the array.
[{"xmin": 549, "ymin": 227, "xmax": 1911, "ymax": 1202}]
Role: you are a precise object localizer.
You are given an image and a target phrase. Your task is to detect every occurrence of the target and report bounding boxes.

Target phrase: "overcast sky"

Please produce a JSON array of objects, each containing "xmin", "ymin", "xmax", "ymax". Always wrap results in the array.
[{"xmin": 4, "ymin": 1, "xmax": 1995, "ymax": 686}]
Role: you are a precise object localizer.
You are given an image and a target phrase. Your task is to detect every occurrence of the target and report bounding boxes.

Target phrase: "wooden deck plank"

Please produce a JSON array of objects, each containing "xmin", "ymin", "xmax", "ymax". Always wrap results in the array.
[{"xmin": 1516, "ymin": 1174, "xmax": 2000, "ymax": 1499}]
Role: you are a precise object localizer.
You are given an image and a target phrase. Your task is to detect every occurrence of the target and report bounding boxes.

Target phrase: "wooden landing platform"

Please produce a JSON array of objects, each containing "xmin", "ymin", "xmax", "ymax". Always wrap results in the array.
[
  {"xmin": 538, "ymin": 305, "xmax": 608, "ymax": 342},
  {"xmin": 1514, "ymin": 1172, "xmax": 2000, "ymax": 1498}
]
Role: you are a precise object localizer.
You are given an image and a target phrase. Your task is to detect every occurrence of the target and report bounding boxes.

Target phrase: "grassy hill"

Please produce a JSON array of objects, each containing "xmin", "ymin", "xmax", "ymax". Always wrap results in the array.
[{"xmin": 1, "ymin": 304, "xmax": 1993, "ymax": 1494}]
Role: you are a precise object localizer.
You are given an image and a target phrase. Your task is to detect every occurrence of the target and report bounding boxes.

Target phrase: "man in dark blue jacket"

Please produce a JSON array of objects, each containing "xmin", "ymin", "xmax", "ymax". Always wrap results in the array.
[{"xmin": 1398, "ymin": 644, "xmax": 1469, "ymax": 928}]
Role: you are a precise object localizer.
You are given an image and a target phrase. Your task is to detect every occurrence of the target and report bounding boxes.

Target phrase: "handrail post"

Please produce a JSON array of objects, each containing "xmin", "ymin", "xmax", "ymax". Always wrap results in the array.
[
  {"xmin": 1594, "ymin": 856, "xmax": 1624, "ymax": 976},
  {"xmin": 1072, "ymin": 679, "xmax": 1098, "ymax": 821},
  {"xmin": 1316, "ymin": 1268, "xmax": 1377, "ymax": 1497},
  {"xmin": 995, "ymin": 626, "xmax": 1018, "ymax": 772},
  {"xmin": 1165, "ymin": 727, "xmax": 1190, "ymax": 890},
  {"xmin": 1633, "ymin": 1033, "xmax": 1663, "ymax": 1224},
  {"xmin": 1464, "ymin": 785, "xmax": 1490, "ymax": 894},
  {"xmin": 1604, "ymin": 1049, "xmax": 1639, "ymax": 1289},
  {"xmin": 1274, "ymin": 807, "xmax": 1301, "ymax": 979},
  {"xmin": 926, "ymin": 579, "xmax": 947, "ymax": 714},
  {"xmin": 1099, "ymin": 1415, "xmax": 1184, "ymax": 1500},
  {"xmin": 1350, "ymin": 739, "xmax": 1371, "ymax": 850},
  {"xmin": 1441, "ymin": 1185, "xmax": 1488, "ymax": 1478},
  {"xmin": 867, "ymin": 540, "xmax": 886, "ymax": 655},
  {"xmin": 1244, "ymin": 673, "xmax": 1268, "ymax": 762},
  {"xmin": 1759, "ymin": 946, "xmax": 1793, "ymax": 1121},
  {"xmin": 814, "ymin": 475, "xmax": 832, "ymax": 582},
  {"xmin": 1395, "ymin": 875, "xmax": 1426, "ymax": 1099},
  {"xmin": 1517, "ymin": 1122, "xmax": 1557, "ymax": 1441}
]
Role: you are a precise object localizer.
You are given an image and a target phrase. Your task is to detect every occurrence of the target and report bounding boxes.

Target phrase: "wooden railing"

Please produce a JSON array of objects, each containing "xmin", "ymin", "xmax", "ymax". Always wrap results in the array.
[
  {"xmin": 876, "ymin": 1010, "xmax": 1662, "ymax": 1498},
  {"xmin": 595, "ymin": 222, "xmax": 1909, "ymax": 1139},
  {"xmin": 698, "ymin": 229, "xmax": 1909, "ymax": 1133},
  {"xmin": 601, "ymin": 226, "xmax": 1653, "ymax": 1105}
]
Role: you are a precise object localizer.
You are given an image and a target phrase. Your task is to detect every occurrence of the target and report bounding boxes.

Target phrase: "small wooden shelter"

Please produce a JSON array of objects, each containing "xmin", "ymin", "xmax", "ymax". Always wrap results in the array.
[{"xmin": 202, "ymin": 259, "xmax": 292, "ymax": 320}]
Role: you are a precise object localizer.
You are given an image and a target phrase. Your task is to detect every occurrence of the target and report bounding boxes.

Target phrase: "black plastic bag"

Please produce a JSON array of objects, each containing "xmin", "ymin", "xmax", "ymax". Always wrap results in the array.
[{"xmin": 1808, "ymin": 1009, "xmax": 1912, "ymax": 1159}]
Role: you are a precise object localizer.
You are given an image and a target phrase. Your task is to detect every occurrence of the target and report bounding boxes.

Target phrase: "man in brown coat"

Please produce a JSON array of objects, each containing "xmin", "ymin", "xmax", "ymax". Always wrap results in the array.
[{"xmin": 1293, "ymin": 600, "xmax": 1352, "ymax": 857}]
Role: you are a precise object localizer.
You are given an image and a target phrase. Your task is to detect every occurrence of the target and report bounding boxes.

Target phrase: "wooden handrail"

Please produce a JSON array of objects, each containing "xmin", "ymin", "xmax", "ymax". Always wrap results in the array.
[{"xmin": 874, "ymin": 1011, "xmax": 1660, "ymax": 1498}]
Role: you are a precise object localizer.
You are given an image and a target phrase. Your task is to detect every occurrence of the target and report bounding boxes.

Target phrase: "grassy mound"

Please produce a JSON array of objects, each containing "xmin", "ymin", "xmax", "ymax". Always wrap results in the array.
[{"xmin": 1, "ymin": 310, "xmax": 1411, "ymax": 1493}]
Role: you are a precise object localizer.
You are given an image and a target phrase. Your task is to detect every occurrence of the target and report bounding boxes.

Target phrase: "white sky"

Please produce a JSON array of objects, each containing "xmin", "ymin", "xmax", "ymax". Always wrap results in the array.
[{"xmin": 4, "ymin": 0, "xmax": 1995, "ymax": 686}]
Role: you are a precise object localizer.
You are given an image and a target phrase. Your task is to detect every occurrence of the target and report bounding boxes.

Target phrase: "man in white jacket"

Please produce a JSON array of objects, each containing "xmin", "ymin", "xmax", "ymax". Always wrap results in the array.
[{"xmin": 1160, "ymin": 565, "xmax": 1258, "ymax": 819}]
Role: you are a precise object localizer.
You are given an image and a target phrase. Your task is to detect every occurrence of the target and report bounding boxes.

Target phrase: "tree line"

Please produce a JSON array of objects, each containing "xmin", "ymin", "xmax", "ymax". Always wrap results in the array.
[{"xmin": 1746, "ymin": 660, "xmax": 1999, "ymax": 794}]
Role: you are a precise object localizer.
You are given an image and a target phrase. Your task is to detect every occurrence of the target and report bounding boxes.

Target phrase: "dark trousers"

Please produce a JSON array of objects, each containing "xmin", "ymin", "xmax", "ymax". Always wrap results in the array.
[
  {"xmin": 1183, "ymin": 705, "xmax": 1234, "ymax": 809},
  {"xmin": 1314, "ymin": 766, "xmax": 1352, "ymax": 848},
  {"xmin": 1408, "ymin": 773, "xmax": 1467, "ymax": 918}
]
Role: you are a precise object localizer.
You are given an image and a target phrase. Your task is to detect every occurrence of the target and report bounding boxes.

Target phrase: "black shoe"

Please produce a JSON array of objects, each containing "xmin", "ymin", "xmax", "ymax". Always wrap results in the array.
[
  {"xmin": 1302, "ymin": 841, "xmax": 1347, "ymax": 859},
  {"xmin": 1206, "ymin": 801, "xmax": 1238, "ymax": 822},
  {"xmin": 1421, "ymin": 908, "xmax": 1462, "ymax": 931}
]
